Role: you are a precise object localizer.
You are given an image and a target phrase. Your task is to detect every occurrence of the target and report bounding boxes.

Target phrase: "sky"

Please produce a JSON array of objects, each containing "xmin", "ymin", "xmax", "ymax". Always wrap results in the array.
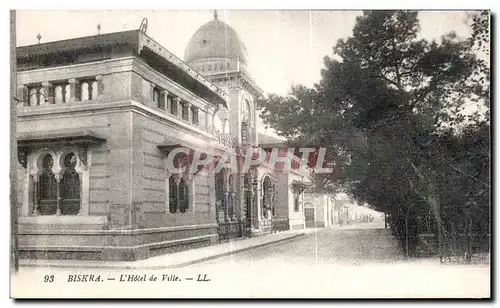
[
  {"xmin": 16, "ymin": 10, "xmax": 474, "ymax": 96},
  {"xmin": 15, "ymin": 10, "xmax": 477, "ymax": 137}
]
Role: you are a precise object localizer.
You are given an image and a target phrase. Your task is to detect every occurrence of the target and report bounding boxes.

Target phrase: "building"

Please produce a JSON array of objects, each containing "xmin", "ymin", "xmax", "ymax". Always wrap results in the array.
[
  {"xmin": 303, "ymin": 193, "xmax": 335, "ymax": 228},
  {"xmin": 14, "ymin": 12, "xmax": 310, "ymax": 261},
  {"xmin": 302, "ymin": 193, "xmax": 380, "ymax": 228}
]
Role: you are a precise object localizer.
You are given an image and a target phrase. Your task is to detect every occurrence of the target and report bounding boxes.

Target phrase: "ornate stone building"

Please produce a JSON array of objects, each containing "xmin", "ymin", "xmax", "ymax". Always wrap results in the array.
[{"xmin": 15, "ymin": 12, "xmax": 309, "ymax": 261}]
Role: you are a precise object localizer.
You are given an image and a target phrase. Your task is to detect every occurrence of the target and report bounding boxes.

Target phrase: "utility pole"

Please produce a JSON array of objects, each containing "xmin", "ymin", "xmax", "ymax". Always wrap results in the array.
[{"xmin": 10, "ymin": 9, "xmax": 19, "ymax": 274}]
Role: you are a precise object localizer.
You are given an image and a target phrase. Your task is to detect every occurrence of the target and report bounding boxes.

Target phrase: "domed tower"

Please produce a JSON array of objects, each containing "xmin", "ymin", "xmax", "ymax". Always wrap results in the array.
[{"xmin": 184, "ymin": 11, "xmax": 263, "ymax": 147}]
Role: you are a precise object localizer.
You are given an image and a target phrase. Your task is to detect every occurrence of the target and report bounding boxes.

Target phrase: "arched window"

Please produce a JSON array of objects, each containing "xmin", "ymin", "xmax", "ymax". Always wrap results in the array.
[
  {"xmin": 242, "ymin": 99, "xmax": 251, "ymax": 124},
  {"xmin": 262, "ymin": 176, "xmax": 273, "ymax": 219},
  {"xmin": 81, "ymin": 82, "xmax": 89, "ymax": 101},
  {"xmin": 54, "ymin": 85, "xmax": 63, "ymax": 104},
  {"xmin": 178, "ymin": 179, "xmax": 189, "ymax": 213},
  {"xmin": 61, "ymin": 153, "xmax": 81, "ymax": 215},
  {"xmin": 215, "ymin": 171, "xmax": 225, "ymax": 214},
  {"xmin": 169, "ymin": 176, "xmax": 178, "ymax": 214},
  {"xmin": 228, "ymin": 194, "xmax": 234, "ymax": 219},
  {"xmin": 39, "ymin": 154, "xmax": 57, "ymax": 215}
]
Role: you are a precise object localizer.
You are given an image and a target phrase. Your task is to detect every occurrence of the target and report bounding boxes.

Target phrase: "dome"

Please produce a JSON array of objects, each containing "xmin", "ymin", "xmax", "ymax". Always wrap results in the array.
[{"xmin": 184, "ymin": 12, "xmax": 248, "ymax": 65}]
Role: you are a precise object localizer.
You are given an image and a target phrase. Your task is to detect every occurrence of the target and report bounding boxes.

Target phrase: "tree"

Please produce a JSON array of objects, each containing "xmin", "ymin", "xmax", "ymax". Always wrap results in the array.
[{"xmin": 258, "ymin": 10, "xmax": 490, "ymax": 259}]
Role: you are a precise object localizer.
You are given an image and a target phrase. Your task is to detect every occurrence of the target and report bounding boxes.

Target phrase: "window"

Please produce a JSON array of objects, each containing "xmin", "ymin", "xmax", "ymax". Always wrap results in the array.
[
  {"xmin": 65, "ymin": 84, "xmax": 71, "ymax": 103},
  {"xmin": 169, "ymin": 176, "xmax": 178, "ymax": 214},
  {"xmin": 228, "ymin": 194, "xmax": 234, "ymax": 218},
  {"xmin": 52, "ymin": 82, "xmax": 70, "ymax": 104},
  {"xmin": 215, "ymin": 171, "xmax": 225, "ymax": 216},
  {"xmin": 182, "ymin": 102, "xmax": 189, "ymax": 121},
  {"xmin": 262, "ymin": 176, "xmax": 273, "ymax": 218},
  {"xmin": 170, "ymin": 97, "xmax": 178, "ymax": 115},
  {"xmin": 39, "ymin": 154, "xmax": 57, "ymax": 215},
  {"xmin": 91, "ymin": 81, "xmax": 98, "ymax": 100},
  {"xmin": 168, "ymin": 176, "xmax": 189, "ymax": 214},
  {"xmin": 28, "ymin": 87, "xmax": 40, "ymax": 106},
  {"xmin": 192, "ymin": 107, "xmax": 199, "ymax": 125},
  {"xmin": 294, "ymin": 195, "xmax": 300, "ymax": 212},
  {"xmin": 80, "ymin": 82, "xmax": 90, "ymax": 101},
  {"xmin": 78, "ymin": 79, "xmax": 98, "ymax": 101},
  {"xmin": 166, "ymin": 94, "xmax": 172, "ymax": 111},
  {"xmin": 153, "ymin": 88, "xmax": 165, "ymax": 110},
  {"xmin": 178, "ymin": 179, "xmax": 188, "ymax": 213},
  {"xmin": 54, "ymin": 85, "xmax": 64, "ymax": 104},
  {"xmin": 61, "ymin": 153, "xmax": 81, "ymax": 215}
]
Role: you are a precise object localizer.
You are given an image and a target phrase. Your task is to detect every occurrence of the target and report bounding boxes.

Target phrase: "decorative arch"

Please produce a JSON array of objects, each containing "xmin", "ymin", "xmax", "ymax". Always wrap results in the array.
[
  {"xmin": 27, "ymin": 146, "xmax": 90, "ymax": 217},
  {"xmin": 31, "ymin": 148, "xmax": 58, "ymax": 179},
  {"xmin": 304, "ymin": 202, "xmax": 314, "ymax": 208},
  {"xmin": 56, "ymin": 146, "xmax": 85, "ymax": 176}
]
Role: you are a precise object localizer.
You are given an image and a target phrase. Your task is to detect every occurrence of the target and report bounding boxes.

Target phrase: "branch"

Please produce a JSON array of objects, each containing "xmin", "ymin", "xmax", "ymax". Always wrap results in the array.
[{"xmin": 445, "ymin": 159, "xmax": 490, "ymax": 188}]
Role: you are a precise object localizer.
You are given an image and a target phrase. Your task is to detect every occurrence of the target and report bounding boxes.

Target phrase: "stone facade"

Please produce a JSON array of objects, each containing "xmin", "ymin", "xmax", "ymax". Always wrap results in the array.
[{"xmin": 15, "ymin": 18, "xmax": 309, "ymax": 261}]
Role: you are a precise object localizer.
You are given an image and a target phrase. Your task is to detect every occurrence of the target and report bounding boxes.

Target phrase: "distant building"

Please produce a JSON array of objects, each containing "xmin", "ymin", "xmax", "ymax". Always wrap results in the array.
[
  {"xmin": 302, "ymin": 193, "xmax": 380, "ymax": 227},
  {"xmin": 303, "ymin": 194, "xmax": 335, "ymax": 228},
  {"xmin": 14, "ymin": 12, "xmax": 310, "ymax": 261}
]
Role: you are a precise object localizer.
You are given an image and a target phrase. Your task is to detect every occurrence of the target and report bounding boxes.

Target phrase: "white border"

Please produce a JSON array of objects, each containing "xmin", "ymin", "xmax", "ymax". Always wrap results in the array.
[{"xmin": 2, "ymin": 2, "xmax": 497, "ymax": 306}]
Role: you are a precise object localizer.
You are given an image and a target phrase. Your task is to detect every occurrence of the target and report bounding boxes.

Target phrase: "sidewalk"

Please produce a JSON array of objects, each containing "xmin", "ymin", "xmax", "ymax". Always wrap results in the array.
[{"xmin": 19, "ymin": 229, "xmax": 310, "ymax": 270}]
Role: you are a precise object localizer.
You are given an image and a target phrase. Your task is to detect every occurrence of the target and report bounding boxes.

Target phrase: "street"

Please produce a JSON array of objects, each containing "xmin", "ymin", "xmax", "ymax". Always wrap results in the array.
[
  {"xmin": 194, "ymin": 220, "xmax": 402, "ymax": 266},
  {"xmin": 11, "ymin": 221, "xmax": 490, "ymax": 298}
]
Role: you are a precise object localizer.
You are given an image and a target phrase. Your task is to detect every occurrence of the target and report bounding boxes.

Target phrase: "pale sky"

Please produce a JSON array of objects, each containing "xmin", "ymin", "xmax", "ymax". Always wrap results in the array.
[
  {"xmin": 16, "ymin": 10, "xmax": 476, "ymax": 137},
  {"xmin": 17, "ymin": 10, "xmax": 473, "ymax": 96}
]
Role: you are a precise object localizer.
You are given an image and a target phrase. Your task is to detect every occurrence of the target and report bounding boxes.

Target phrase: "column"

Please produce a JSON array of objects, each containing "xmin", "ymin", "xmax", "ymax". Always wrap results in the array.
[
  {"xmin": 207, "ymin": 171, "xmax": 216, "ymax": 220},
  {"xmin": 32, "ymin": 174, "xmax": 40, "ymax": 216},
  {"xmin": 224, "ymin": 191, "xmax": 229, "ymax": 221},
  {"xmin": 68, "ymin": 78, "xmax": 77, "ymax": 103},
  {"xmin": 255, "ymin": 180, "xmax": 262, "ymax": 226},
  {"xmin": 92, "ymin": 75, "xmax": 103, "ymax": 100},
  {"xmin": 175, "ymin": 177, "xmax": 180, "ymax": 213},
  {"xmin": 96, "ymin": 75, "xmax": 104, "ymax": 95},
  {"xmin": 164, "ymin": 172, "xmax": 170, "ymax": 215},
  {"xmin": 55, "ymin": 174, "xmax": 61, "ymax": 215},
  {"xmin": 78, "ymin": 173, "xmax": 84, "ymax": 215},
  {"xmin": 187, "ymin": 174, "xmax": 195, "ymax": 214}
]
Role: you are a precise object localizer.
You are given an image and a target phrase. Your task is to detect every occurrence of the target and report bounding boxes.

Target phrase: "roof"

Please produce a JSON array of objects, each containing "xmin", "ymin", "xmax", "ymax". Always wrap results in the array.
[
  {"xmin": 16, "ymin": 30, "xmax": 228, "ymax": 107},
  {"xmin": 16, "ymin": 30, "xmax": 139, "ymax": 59},
  {"xmin": 184, "ymin": 15, "xmax": 248, "ymax": 64},
  {"xmin": 17, "ymin": 129, "xmax": 106, "ymax": 146},
  {"xmin": 258, "ymin": 132, "xmax": 286, "ymax": 147}
]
